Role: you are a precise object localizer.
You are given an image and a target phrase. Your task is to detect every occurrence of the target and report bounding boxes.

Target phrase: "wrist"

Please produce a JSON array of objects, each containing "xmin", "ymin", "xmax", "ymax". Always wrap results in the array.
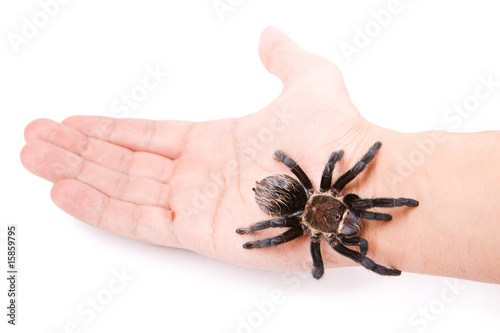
[
  {"xmin": 320, "ymin": 122, "xmax": 421, "ymax": 271},
  {"xmin": 348, "ymin": 128, "xmax": 425, "ymax": 273},
  {"xmin": 367, "ymin": 129, "xmax": 500, "ymax": 283}
]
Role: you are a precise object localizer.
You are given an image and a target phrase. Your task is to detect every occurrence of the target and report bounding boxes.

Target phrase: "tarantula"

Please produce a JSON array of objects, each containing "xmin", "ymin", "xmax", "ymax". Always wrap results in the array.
[{"xmin": 236, "ymin": 142, "xmax": 418, "ymax": 279}]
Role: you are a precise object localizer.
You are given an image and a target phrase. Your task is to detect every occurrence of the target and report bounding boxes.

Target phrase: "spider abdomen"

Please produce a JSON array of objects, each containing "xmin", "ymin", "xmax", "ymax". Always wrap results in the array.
[
  {"xmin": 303, "ymin": 194, "xmax": 346, "ymax": 234},
  {"xmin": 254, "ymin": 174, "xmax": 308, "ymax": 217}
]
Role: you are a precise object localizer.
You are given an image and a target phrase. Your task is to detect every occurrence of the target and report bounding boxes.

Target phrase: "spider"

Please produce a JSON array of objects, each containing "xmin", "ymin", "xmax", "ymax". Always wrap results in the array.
[{"xmin": 236, "ymin": 142, "xmax": 418, "ymax": 279}]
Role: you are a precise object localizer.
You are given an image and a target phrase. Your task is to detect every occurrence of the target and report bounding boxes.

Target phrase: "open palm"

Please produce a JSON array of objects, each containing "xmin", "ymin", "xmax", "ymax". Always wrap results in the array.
[{"xmin": 21, "ymin": 27, "xmax": 385, "ymax": 274}]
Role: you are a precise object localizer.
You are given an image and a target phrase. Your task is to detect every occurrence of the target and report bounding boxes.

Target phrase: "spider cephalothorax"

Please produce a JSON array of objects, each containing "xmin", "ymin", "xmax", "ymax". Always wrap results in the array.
[{"xmin": 236, "ymin": 142, "xmax": 418, "ymax": 279}]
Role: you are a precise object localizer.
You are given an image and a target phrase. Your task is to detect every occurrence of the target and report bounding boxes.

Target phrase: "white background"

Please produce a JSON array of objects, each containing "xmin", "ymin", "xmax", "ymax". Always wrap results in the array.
[{"xmin": 2, "ymin": 0, "xmax": 500, "ymax": 332}]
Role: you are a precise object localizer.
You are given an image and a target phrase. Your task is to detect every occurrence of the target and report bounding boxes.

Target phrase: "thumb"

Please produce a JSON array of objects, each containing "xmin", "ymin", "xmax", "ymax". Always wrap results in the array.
[
  {"xmin": 258, "ymin": 26, "xmax": 346, "ymax": 95},
  {"xmin": 258, "ymin": 26, "xmax": 308, "ymax": 85}
]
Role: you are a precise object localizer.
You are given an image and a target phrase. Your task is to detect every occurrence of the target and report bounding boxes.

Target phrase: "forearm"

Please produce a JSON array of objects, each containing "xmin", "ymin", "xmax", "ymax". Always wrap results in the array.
[{"xmin": 365, "ymin": 129, "xmax": 500, "ymax": 283}]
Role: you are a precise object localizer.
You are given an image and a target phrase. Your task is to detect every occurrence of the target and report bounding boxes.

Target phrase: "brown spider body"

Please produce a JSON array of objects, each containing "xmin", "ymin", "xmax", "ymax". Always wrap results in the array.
[
  {"xmin": 303, "ymin": 194, "xmax": 348, "ymax": 235},
  {"xmin": 237, "ymin": 142, "xmax": 418, "ymax": 279}
]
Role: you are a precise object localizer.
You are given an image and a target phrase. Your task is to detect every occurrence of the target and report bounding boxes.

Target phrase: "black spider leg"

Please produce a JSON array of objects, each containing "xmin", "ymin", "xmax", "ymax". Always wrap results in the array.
[
  {"xmin": 326, "ymin": 235, "xmax": 401, "ymax": 276},
  {"xmin": 331, "ymin": 141, "xmax": 382, "ymax": 195},
  {"xmin": 242, "ymin": 225, "xmax": 305, "ymax": 249},
  {"xmin": 236, "ymin": 213, "xmax": 302, "ymax": 235},
  {"xmin": 350, "ymin": 197, "xmax": 419, "ymax": 210},
  {"xmin": 275, "ymin": 151, "xmax": 314, "ymax": 193},
  {"xmin": 357, "ymin": 211, "xmax": 392, "ymax": 221},
  {"xmin": 310, "ymin": 233, "xmax": 324, "ymax": 279},
  {"xmin": 339, "ymin": 236, "xmax": 368, "ymax": 256},
  {"xmin": 319, "ymin": 150, "xmax": 344, "ymax": 192},
  {"xmin": 343, "ymin": 193, "xmax": 393, "ymax": 221}
]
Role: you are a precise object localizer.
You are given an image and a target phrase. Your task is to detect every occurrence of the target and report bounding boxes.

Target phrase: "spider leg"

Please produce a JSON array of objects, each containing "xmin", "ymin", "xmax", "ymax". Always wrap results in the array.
[
  {"xmin": 357, "ymin": 211, "xmax": 393, "ymax": 221},
  {"xmin": 326, "ymin": 235, "xmax": 401, "ymax": 276},
  {"xmin": 236, "ymin": 214, "xmax": 302, "ymax": 235},
  {"xmin": 275, "ymin": 150, "xmax": 314, "ymax": 193},
  {"xmin": 310, "ymin": 233, "xmax": 324, "ymax": 279},
  {"xmin": 339, "ymin": 236, "xmax": 368, "ymax": 256},
  {"xmin": 342, "ymin": 193, "xmax": 393, "ymax": 221},
  {"xmin": 350, "ymin": 197, "xmax": 419, "ymax": 210},
  {"xmin": 332, "ymin": 141, "xmax": 382, "ymax": 195},
  {"xmin": 242, "ymin": 225, "xmax": 304, "ymax": 249},
  {"xmin": 319, "ymin": 150, "xmax": 344, "ymax": 192}
]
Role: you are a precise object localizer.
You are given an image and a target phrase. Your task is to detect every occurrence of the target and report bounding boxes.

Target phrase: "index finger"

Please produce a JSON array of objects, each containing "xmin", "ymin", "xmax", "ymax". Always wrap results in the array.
[{"xmin": 62, "ymin": 116, "xmax": 194, "ymax": 159}]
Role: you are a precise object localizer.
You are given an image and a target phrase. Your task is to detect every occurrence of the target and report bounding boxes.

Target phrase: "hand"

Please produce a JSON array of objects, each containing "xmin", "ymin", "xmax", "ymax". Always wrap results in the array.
[{"xmin": 20, "ymin": 27, "xmax": 401, "ymax": 275}]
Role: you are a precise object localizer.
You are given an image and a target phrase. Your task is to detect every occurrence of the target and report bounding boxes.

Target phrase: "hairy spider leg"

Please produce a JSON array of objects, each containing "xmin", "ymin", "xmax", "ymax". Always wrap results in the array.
[
  {"xmin": 242, "ymin": 226, "xmax": 304, "ymax": 249},
  {"xmin": 342, "ymin": 193, "xmax": 418, "ymax": 221},
  {"xmin": 339, "ymin": 236, "xmax": 368, "ymax": 256},
  {"xmin": 310, "ymin": 234, "xmax": 324, "ymax": 279},
  {"xmin": 331, "ymin": 141, "xmax": 382, "ymax": 195},
  {"xmin": 275, "ymin": 150, "xmax": 314, "ymax": 193},
  {"xmin": 326, "ymin": 235, "xmax": 401, "ymax": 276},
  {"xmin": 350, "ymin": 197, "xmax": 419, "ymax": 210},
  {"xmin": 319, "ymin": 150, "xmax": 344, "ymax": 192},
  {"xmin": 356, "ymin": 211, "xmax": 393, "ymax": 221},
  {"xmin": 343, "ymin": 193, "xmax": 393, "ymax": 221},
  {"xmin": 236, "ymin": 214, "xmax": 302, "ymax": 235}
]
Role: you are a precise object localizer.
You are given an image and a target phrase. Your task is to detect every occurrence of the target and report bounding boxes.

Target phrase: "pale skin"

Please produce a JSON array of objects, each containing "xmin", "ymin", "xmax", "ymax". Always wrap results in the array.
[{"xmin": 20, "ymin": 27, "xmax": 500, "ymax": 284}]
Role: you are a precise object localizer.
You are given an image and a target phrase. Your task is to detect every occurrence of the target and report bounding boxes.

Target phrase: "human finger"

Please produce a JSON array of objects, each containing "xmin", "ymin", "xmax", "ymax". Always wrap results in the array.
[
  {"xmin": 24, "ymin": 118, "xmax": 175, "ymax": 183},
  {"xmin": 51, "ymin": 179, "xmax": 179, "ymax": 247},
  {"xmin": 62, "ymin": 116, "xmax": 194, "ymax": 159},
  {"xmin": 21, "ymin": 140, "xmax": 170, "ymax": 208}
]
